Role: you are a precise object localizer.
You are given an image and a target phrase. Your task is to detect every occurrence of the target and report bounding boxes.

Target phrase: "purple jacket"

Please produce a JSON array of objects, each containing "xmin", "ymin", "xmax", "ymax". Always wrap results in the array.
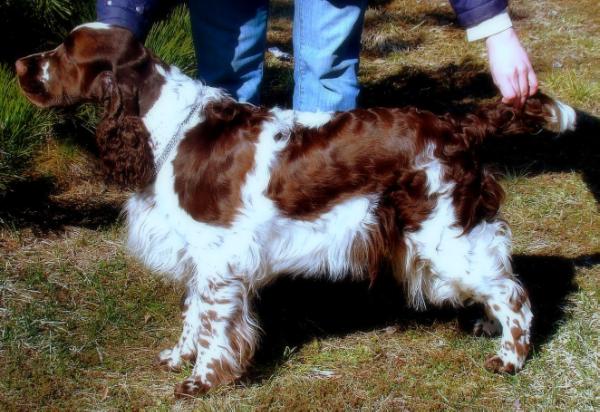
[{"xmin": 97, "ymin": 0, "xmax": 508, "ymax": 40}]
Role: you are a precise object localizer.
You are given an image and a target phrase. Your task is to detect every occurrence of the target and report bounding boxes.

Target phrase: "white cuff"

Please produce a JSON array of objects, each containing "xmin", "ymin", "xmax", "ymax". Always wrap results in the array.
[{"xmin": 466, "ymin": 11, "xmax": 513, "ymax": 42}]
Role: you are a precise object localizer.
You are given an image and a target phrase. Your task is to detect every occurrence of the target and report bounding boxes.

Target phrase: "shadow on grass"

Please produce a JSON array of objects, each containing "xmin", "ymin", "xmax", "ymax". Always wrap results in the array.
[
  {"xmin": 359, "ymin": 61, "xmax": 497, "ymax": 112},
  {"xmin": 263, "ymin": 60, "xmax": 498, "ymax": 112},
  {"xmin": 0, "ymin": 177, "xmax": 122, "ymax": 234},
  {"xmin": 481, "ymin": 111, "xmax": 600, "ymax": 203},
  {"xmin": 252, "ymin": 253, "xmax": 596, "ymax": 378}
]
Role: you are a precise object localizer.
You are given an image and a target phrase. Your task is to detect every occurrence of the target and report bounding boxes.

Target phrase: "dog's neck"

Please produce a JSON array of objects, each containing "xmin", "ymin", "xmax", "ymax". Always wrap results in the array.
[{"xmin": 141, "ymin": 64, "xmax": 225, "ymax": 165}]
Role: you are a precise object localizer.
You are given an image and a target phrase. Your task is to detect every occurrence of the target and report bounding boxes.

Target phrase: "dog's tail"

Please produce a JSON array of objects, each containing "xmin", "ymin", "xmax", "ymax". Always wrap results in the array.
[
  {"xmin": 458, "ymin": 92, "xmax": 577, "ymax": 147},
  {"xmin": 433, "ymin": 93, "xmax": 578, "ymax": 233}
]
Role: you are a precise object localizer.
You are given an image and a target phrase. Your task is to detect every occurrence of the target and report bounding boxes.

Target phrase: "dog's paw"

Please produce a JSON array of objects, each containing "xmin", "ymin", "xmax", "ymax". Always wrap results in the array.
[
  {"xmin": 473, "ymin": 317, "xmax": 501, "ymax": 337},
  {"xmin": 484, "ymin": 355, "xmax": 517, "ymax": 374},
  {"xmin": 174, "ymin": 377, "xmax": 211, "ymax": 399},
  {"xmin": 156, "ymin": 348, "xmax": 183, "ymax": 371},
  {"xmin": 157, "ymin": 348, "xmax": 196, "ymax": 371}
]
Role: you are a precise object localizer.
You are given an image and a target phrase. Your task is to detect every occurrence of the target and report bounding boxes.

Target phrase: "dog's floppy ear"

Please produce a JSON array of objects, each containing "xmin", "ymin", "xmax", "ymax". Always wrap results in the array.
[
  {"xmin": 88, "ymin": 71, "xmax": 123, "ymax": 118},
  {"xmin": 92, "ymin": 71, "xmax": 155, "ymax": 189}
]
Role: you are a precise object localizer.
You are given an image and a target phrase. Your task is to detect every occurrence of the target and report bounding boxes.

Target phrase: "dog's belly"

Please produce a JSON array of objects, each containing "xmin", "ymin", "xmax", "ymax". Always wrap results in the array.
[{"xmin": 264, "ymin": 194, "xmax": 378, "ymax": 281}]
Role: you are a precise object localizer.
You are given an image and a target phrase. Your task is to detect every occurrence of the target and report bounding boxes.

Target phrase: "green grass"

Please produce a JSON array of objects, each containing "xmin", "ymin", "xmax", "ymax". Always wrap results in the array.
[
  {"xmin": 0, "ymin": 64, "xmax": 56, "ymax": 193},
  {"xmin": 146, "ymin": 5, "xmax": 197, "ymax": 77},
  {"xmin": 0, "ymin": 0, "xmax": 599, "ymax": 409},
  {"xmin": 0, "ymin": 229, "xmax": 181, "ymax": 409}
]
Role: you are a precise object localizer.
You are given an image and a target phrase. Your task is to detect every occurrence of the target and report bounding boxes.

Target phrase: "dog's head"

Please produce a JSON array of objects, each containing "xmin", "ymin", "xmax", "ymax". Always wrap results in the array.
[
  {"xmin": 16, "ymin": 23, "xmax": 162, "ymax": 188},
  {"xmin": 16, "ymin": 23, "xmax": 159, "ymax": 113}
]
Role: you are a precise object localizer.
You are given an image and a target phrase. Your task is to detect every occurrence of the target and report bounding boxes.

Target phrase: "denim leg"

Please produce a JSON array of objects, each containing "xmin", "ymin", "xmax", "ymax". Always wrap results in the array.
[
  {"xmin": 189, "ymin": 0, "xmax": 268, "ymax": 104},
  {"xmin": 293, "ymin": 0, "xmax": 367, "ymax": 111}
]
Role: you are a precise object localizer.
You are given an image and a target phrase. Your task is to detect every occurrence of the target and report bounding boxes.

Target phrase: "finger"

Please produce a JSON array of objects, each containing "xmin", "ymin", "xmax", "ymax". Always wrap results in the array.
[
  {"xmin": 518, "ymin": 68, "xmax": 529, "ymax": 107},
  {"xmin": 498, "ymin": 75, "xmax": 517, "ymax": 106},
  {"xmin": 527, "ymin": 67, "xmax": 539, "ymax": 96},
  {"xmin": 507, "ymin": 68, "xmax": 522, "ymax": 108},
  {"xmin": 504, "ymin": 72, "xmax": 521, "ymax": 108}
]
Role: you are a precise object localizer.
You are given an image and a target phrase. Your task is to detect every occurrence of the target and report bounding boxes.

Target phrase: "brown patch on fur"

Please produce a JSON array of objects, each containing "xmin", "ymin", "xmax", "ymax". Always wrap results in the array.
[
  {"xmin": 200, "ymin": 293, "xmax": 215, "ymax": 305},
  {"xmin": 511, "ymin": 326, "xmax": 523, "ymax": 341},
  {"xmin": 174, "ymin": 377, "xmax": 211, "ymax": 399},
  {"xmin": 360, "ymin": 205, "xmax": 403, "ymax": 282},
  {"xmin": 173, "ymin": 100, "xmax": 270, "ymax": 226},
  {"xmin": 205, "ymin": 310, "xmax": 219, "ymax": 321},
  {"xmin": 515, "ymin": 341, "xmax": 529, "ymax": 359},
  {"xmin": 510, "ymin": 293, "xmax": 527, "ymax": 313},
  {"xmin": 266, "ymin": 102, "xmax": 542, "ymax": 280},
  {"xmin": 492, "ymin": 304, "xmax": 501, "ymax": 312},
  {"xmin": 200, "ymin": 315, "xmax": 214, "ymax": 334},
  {"xmin": 180, "ymin": 352, "xmax": 196, "ymax": 363},
  {"xmin": 502, "ymin": 362, "xmax": 516, "ymax": 374},
  {"xmin": 205, "ymin": 358, "xmax": 240, "ymax": 387},
  {"xmin": 268, "ymin": 108, "xmax": 418, "ymax": 220},
  {"xmin": 485, "ymin": 355, "xmax": 516, "ymax": 374},
  {"xmin": 198, "ymin": 338, "xmax": 210, "ymax": 348},
  {"xmin": 510, "ymin": 326, "xmax": 530, "ymax": 358}
]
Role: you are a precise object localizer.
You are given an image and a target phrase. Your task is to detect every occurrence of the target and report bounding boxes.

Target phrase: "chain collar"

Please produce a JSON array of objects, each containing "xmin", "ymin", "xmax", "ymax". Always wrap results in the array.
[{"xmin": 154, "ymin": 100, "xmax": 202, "ymax": 174}]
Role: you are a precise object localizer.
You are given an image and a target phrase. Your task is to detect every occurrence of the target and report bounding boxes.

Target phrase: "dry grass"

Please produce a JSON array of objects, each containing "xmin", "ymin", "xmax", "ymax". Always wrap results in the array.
[{"xmin": 1, "ymin": 0, "xmax": 599, "ymax": 410}]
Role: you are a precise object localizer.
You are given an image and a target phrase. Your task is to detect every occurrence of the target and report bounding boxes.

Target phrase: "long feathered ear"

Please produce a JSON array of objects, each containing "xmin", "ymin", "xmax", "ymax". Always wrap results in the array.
[{"xmin": 92, "ymin": 72, "xmax": 155, "ymax": 189}]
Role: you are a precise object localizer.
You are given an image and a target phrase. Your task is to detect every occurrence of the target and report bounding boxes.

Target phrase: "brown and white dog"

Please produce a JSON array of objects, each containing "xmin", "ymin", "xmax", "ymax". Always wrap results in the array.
[{"xmin": 16, "ymin": 23, "xmax": 577, "ymax": 397}]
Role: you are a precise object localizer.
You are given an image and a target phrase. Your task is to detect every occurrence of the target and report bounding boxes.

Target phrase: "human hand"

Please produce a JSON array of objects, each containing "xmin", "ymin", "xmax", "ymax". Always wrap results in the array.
[{"xmin": 486, "ymin": 28, "xmax": 538, "ymax": 108}]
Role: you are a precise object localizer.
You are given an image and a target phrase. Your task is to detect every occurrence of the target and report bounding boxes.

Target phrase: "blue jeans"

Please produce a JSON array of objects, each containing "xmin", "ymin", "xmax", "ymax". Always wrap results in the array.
[{"xmin": 189, "ymin": 0, "xmax": 367, "ymax": 111}]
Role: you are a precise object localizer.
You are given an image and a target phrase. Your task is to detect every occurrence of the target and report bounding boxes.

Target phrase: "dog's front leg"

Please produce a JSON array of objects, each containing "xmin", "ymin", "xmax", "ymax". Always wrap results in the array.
[
  {"xmin": 173, "ymin": 276, "xmax": 259, "ymax": 398},
  {"xmin": 157, "ymin": 289, "xmax": 200, "ymax": 371}
]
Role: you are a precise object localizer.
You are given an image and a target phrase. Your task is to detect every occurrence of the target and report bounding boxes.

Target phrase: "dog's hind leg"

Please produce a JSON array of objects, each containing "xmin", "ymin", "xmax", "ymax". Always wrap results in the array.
[
  {"xmin": 461, "ymin": 221, "xmax": 533, "ymax": 373},
  {"xmin": 472, "ymin": 304, "xmax": 502, "ymax": 337},
  {"xmin": 173, "ymin": 275, "xmax": 259, "ymax": 398},
  {"xmin": 404, "ymin": 218, "xmax": 533, "ymax": 373},
  {"xmin": 475, "ymin": 274, "xmax": 533, "ymax": 373}
]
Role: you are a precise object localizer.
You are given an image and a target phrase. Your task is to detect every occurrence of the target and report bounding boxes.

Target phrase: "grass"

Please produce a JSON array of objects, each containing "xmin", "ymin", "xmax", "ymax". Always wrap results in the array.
[
  {"xmin": 145, "ymin": 4, "xmax": 197, "ymax": 77},
  {"xmin": 0, "ymin": 64, "xmax": 56, "ymax": 193},
  {"xmin": 0, "ymin": 0, "xmax": 599, "ymax": 410}
]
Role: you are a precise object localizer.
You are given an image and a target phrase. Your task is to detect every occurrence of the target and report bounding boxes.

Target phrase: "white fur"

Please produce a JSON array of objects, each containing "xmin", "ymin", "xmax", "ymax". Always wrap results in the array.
[
  {"xmin": 72, "ymin": 22, "xmax": 112, "ymax": 32},
  {"xmin": 266, "ymin": 195, "xmax": 378, "ymax": 282},
  {"xmin": 294, "ymin": 111, "xmax": 334, "ymax": 128},
  {"xmin": 555, "ymin": 99, "xmax": 577, "ymax": 132},
  {"xmin": 40, "ymin": 61, "xmax": 50, "ymax": 83},
  {"xmin": 142, "ymin": 65, "xmax": 223, "ymax": 158}
]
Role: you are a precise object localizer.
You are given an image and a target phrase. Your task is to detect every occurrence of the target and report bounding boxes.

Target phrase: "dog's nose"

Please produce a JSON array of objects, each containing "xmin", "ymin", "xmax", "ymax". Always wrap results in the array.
[{"xmin": 15, "ymin": 59, "xmax": 27, "ymax": 77}]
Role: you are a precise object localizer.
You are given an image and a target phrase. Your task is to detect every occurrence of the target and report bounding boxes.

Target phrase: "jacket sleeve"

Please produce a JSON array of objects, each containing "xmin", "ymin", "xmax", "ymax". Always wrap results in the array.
[
  {"xmin": 449, "ymin": 0, "xmax": 514, "ymax": 41},
  {"xmin": 96, "ymin": 0, "xmax": 160, "ymax": 40},
  {"xmin": 448, "ymin": 0, "xmax": 508, "ymax": 28}
]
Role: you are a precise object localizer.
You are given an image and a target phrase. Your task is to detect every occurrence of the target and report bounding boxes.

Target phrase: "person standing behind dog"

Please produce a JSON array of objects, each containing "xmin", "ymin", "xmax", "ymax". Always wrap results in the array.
[{"xmin": 96, "ymin": 0, "xmax": 538, "ymax": 111}]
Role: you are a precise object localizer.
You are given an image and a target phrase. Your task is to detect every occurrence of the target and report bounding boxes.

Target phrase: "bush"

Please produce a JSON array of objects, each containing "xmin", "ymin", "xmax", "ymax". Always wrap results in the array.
[
  {"xmin": 0, "ymin": 64, "xmax": 56, "ymax": 192},
  {"xmin": 145, "ymin": 4, "xmax": 197, "ymax": 77}
]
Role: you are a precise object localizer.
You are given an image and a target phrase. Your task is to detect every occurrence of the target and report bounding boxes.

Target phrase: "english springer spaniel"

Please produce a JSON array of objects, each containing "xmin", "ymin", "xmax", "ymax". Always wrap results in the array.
[{"xmin": 16, "ymin": 23, "xmax": 577, "ymax": 397}]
